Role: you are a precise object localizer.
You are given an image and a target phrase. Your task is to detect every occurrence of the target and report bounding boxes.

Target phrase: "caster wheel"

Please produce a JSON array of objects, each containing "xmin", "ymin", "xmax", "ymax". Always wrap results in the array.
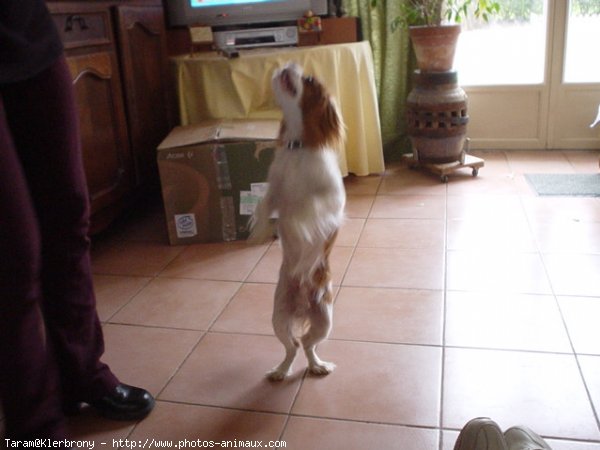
[
  {"xmin": 472, "ymin": 168, "xmax": 479, "ymax": 177},
  {"xmin": 441, "ymin": 175, "xmax": 448, "ymax": 183}
]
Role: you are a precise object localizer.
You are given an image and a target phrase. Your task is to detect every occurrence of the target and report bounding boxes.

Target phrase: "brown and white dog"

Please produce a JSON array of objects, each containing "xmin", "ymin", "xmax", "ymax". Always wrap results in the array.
[{"xmin": 249, "ymin": 63, "xmax": 346, "ymax": 381}]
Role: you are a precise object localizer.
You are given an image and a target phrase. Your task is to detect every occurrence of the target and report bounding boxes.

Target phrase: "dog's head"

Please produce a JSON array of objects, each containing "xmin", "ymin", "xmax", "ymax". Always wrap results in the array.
[{"xmin": 272, "ymin": 62, "xmax": 343, "ymax": 149}]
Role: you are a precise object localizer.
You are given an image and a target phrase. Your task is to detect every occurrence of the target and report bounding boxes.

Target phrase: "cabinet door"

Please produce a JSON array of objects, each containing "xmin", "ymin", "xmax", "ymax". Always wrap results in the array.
[
  {"xmin": 115, "ymin": 5, "xmax": 171, "ymax": 188},
  {"xmin": 67, "ymin": 52, "xmax": 133, "ymax": 214}
]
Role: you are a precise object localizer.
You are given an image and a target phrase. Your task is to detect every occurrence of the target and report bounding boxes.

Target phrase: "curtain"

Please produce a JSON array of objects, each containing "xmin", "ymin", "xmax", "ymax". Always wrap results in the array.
[{"xmin": 343, "ymin": 0, "xmax": 413, "ymax": 160}]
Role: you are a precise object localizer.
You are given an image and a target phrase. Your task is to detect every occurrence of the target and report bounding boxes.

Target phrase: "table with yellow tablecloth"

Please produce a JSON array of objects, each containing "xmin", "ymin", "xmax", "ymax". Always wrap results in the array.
[{"xmin": 172, "ymin": 41, "xmax": 385, "ymax": 176}]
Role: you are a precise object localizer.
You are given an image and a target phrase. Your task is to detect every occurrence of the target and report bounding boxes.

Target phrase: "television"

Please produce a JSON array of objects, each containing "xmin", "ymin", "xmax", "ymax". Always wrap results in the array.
[{"xmin": 164, "ymin": 0, "xmax": 330, "ymax": 29}]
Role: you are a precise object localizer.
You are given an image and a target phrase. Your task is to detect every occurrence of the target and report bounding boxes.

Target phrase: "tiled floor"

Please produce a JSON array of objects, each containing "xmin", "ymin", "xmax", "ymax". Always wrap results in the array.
[{"xmin": 33, "ymin": 150, "xmax": 600, "ymax": 449}]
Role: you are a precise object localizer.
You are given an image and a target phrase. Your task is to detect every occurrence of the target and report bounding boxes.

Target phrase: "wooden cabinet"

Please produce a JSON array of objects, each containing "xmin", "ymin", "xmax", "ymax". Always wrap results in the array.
[
  {"xmin": 48, "ymin": 1, "xmax": 170, "ymax": 233},
  {"xmin": 68, "ymin": 51, "xmax": 132, "ymax": 216},
  {"xmin": 298, "ymin": 17, "xmax": 360, "ymax": 46},
  {"xmin": 115, "ymin": 5, "xmax": 171, "ymax": 188}
]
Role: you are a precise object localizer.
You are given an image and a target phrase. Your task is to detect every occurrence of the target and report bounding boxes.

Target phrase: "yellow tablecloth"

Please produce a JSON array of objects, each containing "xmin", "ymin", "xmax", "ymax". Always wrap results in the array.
[{"xmin": 172, "ymin": 41, "xmax": 385, "ymax": 176}]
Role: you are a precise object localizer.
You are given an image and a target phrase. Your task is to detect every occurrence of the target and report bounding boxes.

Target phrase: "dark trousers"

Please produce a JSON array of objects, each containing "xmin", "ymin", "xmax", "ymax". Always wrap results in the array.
[{"xmin": 0, "ymin": 55, "xmax": 118, "ymax": 439}]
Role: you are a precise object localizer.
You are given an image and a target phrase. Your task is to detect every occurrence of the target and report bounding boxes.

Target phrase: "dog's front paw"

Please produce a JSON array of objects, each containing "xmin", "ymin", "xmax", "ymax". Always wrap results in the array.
[
  {"xmin": 309, "ymin": 361, "xmax": 336, "ymax": 376},
  {"xmin": 266, "ymin": 367, "xmax": 290, "ymax": 382}
]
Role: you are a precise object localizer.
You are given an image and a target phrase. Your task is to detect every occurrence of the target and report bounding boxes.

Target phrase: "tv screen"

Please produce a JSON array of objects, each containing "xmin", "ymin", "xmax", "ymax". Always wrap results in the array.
[
  {"xmin": 164, "ymin": 0, "xmax": 329, "ymax": 28},
  {"xmin": 190, "ymin": 0, "xmax": 272, "ymax": 6}
]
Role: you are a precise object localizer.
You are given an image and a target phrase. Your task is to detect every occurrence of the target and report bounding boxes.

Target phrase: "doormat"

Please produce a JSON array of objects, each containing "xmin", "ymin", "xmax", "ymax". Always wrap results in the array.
[{"xmin": 525, "ymin": 173, "xmax": 600, "ymax": 197}]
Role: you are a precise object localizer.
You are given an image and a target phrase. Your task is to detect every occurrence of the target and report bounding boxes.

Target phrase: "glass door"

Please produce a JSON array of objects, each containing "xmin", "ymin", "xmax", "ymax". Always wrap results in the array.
[
  {"xmin": 547, "ymin": 0, "xmax": 600, "ymax": 148},
  {"xmin": 453, "ymin": 0, "xmax": 600, "ymax": 150}
]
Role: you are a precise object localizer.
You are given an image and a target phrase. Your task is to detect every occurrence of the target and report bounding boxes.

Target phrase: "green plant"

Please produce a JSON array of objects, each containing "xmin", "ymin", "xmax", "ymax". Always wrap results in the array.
[
  {"xmin": 371, "ymin": 0, "xmax": 501, "ymax": 30},
  {"xmin": 492, "ymin": 0, "xmax": 541, "ymax": 22},
  {"xmin": 571, "ymin": 0, "xmax": 600, "ymax": 16}
]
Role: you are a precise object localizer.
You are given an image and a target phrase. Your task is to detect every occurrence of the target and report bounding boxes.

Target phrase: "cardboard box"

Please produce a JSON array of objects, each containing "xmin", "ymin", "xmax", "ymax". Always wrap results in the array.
[{"xmin": 157, "ymin": 119, "xmax": 279, "ymax": 244}]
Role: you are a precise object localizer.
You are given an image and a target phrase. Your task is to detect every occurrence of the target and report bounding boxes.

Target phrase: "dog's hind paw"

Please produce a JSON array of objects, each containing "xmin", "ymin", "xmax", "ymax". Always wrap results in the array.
[
  {"xmin": 266, "ymin": 367, "xmax": 290, "ymax": 381},
  {"xmin": 309, "ymin": 361, "xmax": 336, "ymax": 376}
]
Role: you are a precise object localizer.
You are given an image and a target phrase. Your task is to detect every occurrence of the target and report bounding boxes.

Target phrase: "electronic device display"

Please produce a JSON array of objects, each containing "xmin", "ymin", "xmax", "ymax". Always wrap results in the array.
[{"xmin": 164, "ymin": 0, "xmax": 328, "ymax": 28}]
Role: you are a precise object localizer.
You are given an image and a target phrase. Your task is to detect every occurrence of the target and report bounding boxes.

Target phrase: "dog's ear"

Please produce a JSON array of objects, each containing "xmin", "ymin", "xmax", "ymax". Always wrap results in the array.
[
  {"xmin": 301, "ymin": 77, "xmax": 343, "ymax": 149},
  {"xmin": 320, "ymin": 99, "xmax": 342, "ymax": 145}
]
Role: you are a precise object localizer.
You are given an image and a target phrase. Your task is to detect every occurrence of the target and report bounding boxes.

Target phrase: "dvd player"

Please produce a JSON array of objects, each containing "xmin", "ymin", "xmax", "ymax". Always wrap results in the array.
[{"xmin": 213, "ymin": 25, "xmax": 298, "ymax": 49}]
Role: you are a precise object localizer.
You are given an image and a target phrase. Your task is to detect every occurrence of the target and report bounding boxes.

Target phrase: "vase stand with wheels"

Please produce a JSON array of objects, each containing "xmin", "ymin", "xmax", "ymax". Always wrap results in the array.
[{"xmin": 402, "ymin": 138, "xmax": 484, "ymax": 183}]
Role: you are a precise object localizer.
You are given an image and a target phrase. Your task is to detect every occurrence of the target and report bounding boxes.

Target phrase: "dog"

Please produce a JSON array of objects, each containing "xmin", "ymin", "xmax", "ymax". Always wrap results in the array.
[{"xmin": 249, "ymin": 63, "xmax": 346, "ymax": 381}]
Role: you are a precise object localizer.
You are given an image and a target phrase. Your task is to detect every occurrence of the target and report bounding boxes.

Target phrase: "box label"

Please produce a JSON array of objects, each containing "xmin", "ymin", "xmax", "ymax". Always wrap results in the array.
[
  {"xmin": 250, "ymin": 182, "xmax": 269, "ymax": 196},
  {"xmin": 174, "ymin": 214, "xmax": 198, "ymax": 238},
  {"xmin": 239, "ymin": 191, "xmax": 261, "ymax": 216},
  {"xmin": 240, "ymin": 182, "xmax": 270, "ymax": 216}
]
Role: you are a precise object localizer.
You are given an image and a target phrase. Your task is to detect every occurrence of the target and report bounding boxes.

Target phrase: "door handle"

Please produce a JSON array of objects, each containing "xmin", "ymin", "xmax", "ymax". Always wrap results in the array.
[{"xmin": 590, "ymin": 105, "xmax": 600, "ymax": 128}]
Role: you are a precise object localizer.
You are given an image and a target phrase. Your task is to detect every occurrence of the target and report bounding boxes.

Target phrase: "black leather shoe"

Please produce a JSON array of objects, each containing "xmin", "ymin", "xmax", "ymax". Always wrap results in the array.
[{"xmin": 88, "ymin": 383, "xmax": 155, "ymax": 421}]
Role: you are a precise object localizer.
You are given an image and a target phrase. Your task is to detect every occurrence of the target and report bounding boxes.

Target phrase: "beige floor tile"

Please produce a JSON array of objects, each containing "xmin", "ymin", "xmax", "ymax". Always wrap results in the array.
[
  {"xmin": 331, "ymin": 287, "xmax": 443, "ymax": 345},
  {"xmin": 447, "ymin": 217, "xmax": 537, "ymax": 251},
  {"xmin": 563, "ymin": 150, "xmax": 600, "ymax": 173},
  {"xmin": 370, "ymin": 194, "xmax": 446, "ymax": 219},
  {"xmin": 445, "ymin": 173, "xmax": 524, "ymax": 196},
  {"xmin": 336, "ymin": 217, "xmax": 365, "ymax": 247},
  {"xmin": 93, "ymin": 274, "xmax": 151, "ymax": 322},
  {"xmin": 91, "ymin": 241, "xmax": 184, "ymax": 277},
  {"xmin": 102, "ymin": 324, "xmax": 202, "ymax": 397},
  {"xmin": 129, "ymin": 401, "xmax": 286, "ymax": 443},
  {"xmin": 544, "ymin": 253, "xmax": 600, "ymax": 297},
  {"xmin": 108, "ymin": 209, "xmax": 168, "ymax": 244},
  {"xmin": 328, "ymin": 246, "xmax": 355, "ymax": 284},
  {"xmin": 358, "ymin": 218, "xmax": 445, "ymax": 250},
  {"xmin": 446, "ymin": 250, "xmax": 552, "ymax": 294},
  {"xmin": 559, "ymin": 297, "xmax": 600, "ymax": 355},
  {"xmin": 532, "ymin": 221, "xmax": 600, "ymax": 253},
  {"xmin": 211, "ymin": 282, "xmax": 275, "ymax": 335},
  {"xmin": 283, "ymin": 417, "xmax": 439, "ymax": 450},
  {"xmin": 441, "ymin": 430, "xmax": 459, "ymax": 450},
  {"xmin": 521, "ymin": 197, "xmax": 600, "ymax": 224},
  {"xmin": 514, "ymin": 172, "xmax": 539, "ymax": 195},
  {"xmin": 446, "ymin": 291, "xmax": 571, "ymax": 352},
  {"xmin": 245, "ymin": 244, "xmax": 281, "ymax": 283},
  {"xmin": 505, "ymin": 151, "xmax": 575, "ymax": 174},
  {"xmin": 379, "ymin": 166, "xmax": 448, "ymax": 196},
  {"xmin": 68, "ymin": 409, "xmax": 136, "ymax": 444},
  {"xmin": 111, "ymin": 278, "xmax": 240, "ymax": 330},
  {"xmin": 344, "ymin": 173, "xmax": 382, "ymax": 195},
  {"xmin": 344, "ymin": 247, "xmax": 444, "ymax": 290},
  {"xmin": 160, "ymin": 242, "xmax": 269, "ymax": 281},
  {"xmin": 578, "ymin": 356, "xmax": 600, "ymax": 427},
  {"xmin": 443, "ymin": 348, "xmax": 599, "ymax": 440},
  {"xmin": 292, "ymin": 340, "xmax": 441, "ymax": 427},
  {"xmin": 160, "ymin": 333, "xmax": 303, "ymax": 413},
  {"xmin": 446, "ymin": 194, "xmax": 527, "ymax": 222},
  {"xmin": 345, "ymin": 194, "xmax": 375, "ymax": 218}
]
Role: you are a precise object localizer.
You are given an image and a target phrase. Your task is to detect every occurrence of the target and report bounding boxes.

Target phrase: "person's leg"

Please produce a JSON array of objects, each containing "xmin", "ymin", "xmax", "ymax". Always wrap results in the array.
[
  {"xmin": 0, "ymin": 94, "xmax": 68, "ymax": 440},
  {"xmin": 1, "ymin": 56, "xmax": 119, "ymax": 405}
]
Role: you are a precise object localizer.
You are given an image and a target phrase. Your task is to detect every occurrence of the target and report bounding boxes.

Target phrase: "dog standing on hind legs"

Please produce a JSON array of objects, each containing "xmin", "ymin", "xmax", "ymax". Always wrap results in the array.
[{"xmin": 249, "ymin": 63, "xmax": 346, "ymax": 381}]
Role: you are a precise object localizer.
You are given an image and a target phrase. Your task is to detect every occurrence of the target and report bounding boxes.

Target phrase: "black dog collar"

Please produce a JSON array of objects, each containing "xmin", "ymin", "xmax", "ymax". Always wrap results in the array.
[{"xmin": 286, "ymin": 140, "xmax": 303, "ymax": 150}]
